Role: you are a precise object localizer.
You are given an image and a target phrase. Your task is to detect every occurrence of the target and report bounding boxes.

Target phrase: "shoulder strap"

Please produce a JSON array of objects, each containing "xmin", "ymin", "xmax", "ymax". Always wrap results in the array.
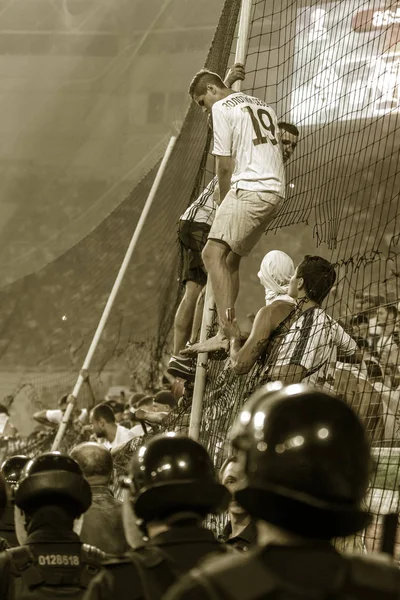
[
  {"xmin": 80, "ymin": 544, "xmax": 105, "ymax": 588},
  {"xmin": 6, "ymin": 545, "xmax": 46, "ymax": 593}
]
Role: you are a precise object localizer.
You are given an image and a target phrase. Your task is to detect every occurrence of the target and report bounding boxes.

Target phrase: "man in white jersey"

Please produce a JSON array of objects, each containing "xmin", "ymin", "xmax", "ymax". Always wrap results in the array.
[
  {"xmin": 188, "ymin": 69, "xmax": 285, "ymax": 349},
  {"xmin": 168, "ymin": 65, "xmax": 245, "ymax": 380}
]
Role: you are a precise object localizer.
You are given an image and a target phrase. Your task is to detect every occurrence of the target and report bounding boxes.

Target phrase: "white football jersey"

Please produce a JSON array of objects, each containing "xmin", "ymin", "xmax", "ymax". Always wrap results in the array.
[
  {"xmin": 180, "ymin": 176, "xmax": 219, "ymax": 225},
  {"xmin": 212, "ymin": 92, "xmax": 285, "ymax": 197}
]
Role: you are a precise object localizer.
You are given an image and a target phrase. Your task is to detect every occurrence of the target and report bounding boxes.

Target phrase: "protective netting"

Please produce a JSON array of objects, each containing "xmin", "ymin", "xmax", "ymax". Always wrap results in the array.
[
  {"xmin": 0, "ymin": 0, "xmax": 239, "ymax": 432},
  {"xmin": 1, "ymin": 0, "xmax": 400, "ymax": 559}
]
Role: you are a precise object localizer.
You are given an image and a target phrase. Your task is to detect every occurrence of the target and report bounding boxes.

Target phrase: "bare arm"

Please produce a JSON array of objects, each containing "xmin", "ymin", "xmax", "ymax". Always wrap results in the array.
[
  {"xmin": 33, "ymin": 410, "xmax": 54, "ymax": 426},
  {"xmin": 216, "ymin": 155, "xmax": 234, "ymax": 203},
  {"xmin": 231, "ymin": 302, "xmax": 293, "ymax": 375},
  {"xmin": 224, "ymin": 63, "xmax": 245, "ymax": 88}
]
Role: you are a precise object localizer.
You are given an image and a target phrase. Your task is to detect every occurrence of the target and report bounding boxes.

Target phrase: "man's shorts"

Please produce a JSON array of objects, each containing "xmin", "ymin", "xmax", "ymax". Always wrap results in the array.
[
  {"xmin": 208, "ymin": 189, "xmax": 283, "ymax": 257},
  {"xmin": 179, "ymin": 220, "xmax": 211, "ymax": 286}
]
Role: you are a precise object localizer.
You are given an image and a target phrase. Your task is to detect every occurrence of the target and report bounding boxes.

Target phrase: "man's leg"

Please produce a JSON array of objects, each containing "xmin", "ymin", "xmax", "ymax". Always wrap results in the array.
[
  {"xmin": 173, "ymin": 280, "xmax": 203, "ymax": 355},
  {"xmin": 202, "ymin": 239, "xmax": 241, "ymax": 339},
  {"xmin": 226, "ymin": 250, "xmax": 242, "ymax": 306},
  {"xmin": 189, "ymin": 286, "xmax": 206, "ymax": 345}
]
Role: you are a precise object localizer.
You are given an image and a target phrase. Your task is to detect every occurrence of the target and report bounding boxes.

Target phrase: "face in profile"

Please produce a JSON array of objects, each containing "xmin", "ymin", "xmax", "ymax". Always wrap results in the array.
[
  {"xmin": 279, "ymin": 129, "xmax": 298, "ymax": 163},
  {"xmin": 194, "ymin": 85, "xmax": 223, "ymax": 114},
  {"xmin": 89, "ymin": 413, "xmax": 105, "ymax": 438},
  {"xmin": 221, "ymin": 460, "xmax": 248, "ymax": 516}
]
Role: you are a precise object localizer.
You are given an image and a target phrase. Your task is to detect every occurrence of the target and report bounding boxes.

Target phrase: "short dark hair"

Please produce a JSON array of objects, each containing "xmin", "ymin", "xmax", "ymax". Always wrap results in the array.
[
  {"xmin": 58, "ymin": 394, "xmax": 68, "ymax": 408},
  {"xmin": 188, "ymin": 69, "xmax": 225, "ymax": 98},
  {"xmin": 278, "ymin": 121, "xmax": 299, "ymax": 137},
  {"xmin": 154, "ymin": 391, "xmax": 176, "ymax": 409},
  {"xmin": 350, "ymin": 313, "xmax": 370, "ymax": 327},
  {"xmin": 136, "ymin": 395, "xmax": 154, "ymax": 409},
  {"xmin": 296, "ymin": 256, "xmax": 336, "ymax": 304},
  {"xmin": 91, "ymin": 403, "xmax": 115, "ymax": 424},
  {"xmin": 70, "ymin": 442, "xmax": 113, "ymax": 480}
]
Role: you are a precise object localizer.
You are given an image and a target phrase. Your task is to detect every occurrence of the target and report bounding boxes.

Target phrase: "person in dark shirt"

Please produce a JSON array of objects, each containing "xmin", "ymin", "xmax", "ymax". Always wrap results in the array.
[
  {"xmin": 70, "ymin": 442, "xmax": 129, "ymax": 555},
  {"xmin": 84, "ymin": 433, "xmax": 231, "ymax": 600},
  {"xmin": 165, "ymin": 384, "xmax": 400, "ymax": 600},
  {"xmin": 218, "ymin": 456, "xmax": 257, "ymax": 552}
]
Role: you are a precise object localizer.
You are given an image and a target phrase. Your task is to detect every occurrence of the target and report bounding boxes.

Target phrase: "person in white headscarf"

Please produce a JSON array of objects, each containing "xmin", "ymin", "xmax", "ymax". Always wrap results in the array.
[
  {"xmin": 230, "ymin": 251, "xmax": 297, "ymax": 375},
  {"xmin": 258, "ymin": 250, "xmax": 295, "ymax": 306}
]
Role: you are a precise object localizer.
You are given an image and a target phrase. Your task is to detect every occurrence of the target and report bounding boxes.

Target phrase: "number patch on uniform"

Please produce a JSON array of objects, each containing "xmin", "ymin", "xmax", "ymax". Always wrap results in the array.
[
  {"xmin": 242, "ymin": 106, "xmax": 278, "ymax": 146},
  {"xmin": 38, "ymin": 554, "xmax": 80, "ymax": 566}
]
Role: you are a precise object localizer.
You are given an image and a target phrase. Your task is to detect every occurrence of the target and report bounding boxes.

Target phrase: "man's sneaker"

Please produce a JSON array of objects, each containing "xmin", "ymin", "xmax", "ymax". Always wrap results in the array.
[{"xmin": 167, "ymin": 355, "xmax": 196, "ymax": 382}]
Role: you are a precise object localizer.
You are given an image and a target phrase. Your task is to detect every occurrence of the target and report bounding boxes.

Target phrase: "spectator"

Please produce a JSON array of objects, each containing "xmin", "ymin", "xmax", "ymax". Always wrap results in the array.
[
  {"xmin": 218, "ymin": 456, "xmax": 257, "ymax": 552},
  {"xmin": 33, "ymin": 394, "xmax": 87, "ymax": 428},
  {"xmin": 135, "ymin": 391, "xmax": 177, "ymax": 426},
  {"xmin": 264, "ymin": 256, "xmax": 360, "ymax": 384},
  {"xmin": 89, "ymin": 403, "xmax": 136, "ymax": 453},
  {"xmin": 229, "ymin": 250, "xmax": 296, "ymax": 374},
  {"xmin": 70, "ymin": 442, "xmax": 129, "ymax": 555}
]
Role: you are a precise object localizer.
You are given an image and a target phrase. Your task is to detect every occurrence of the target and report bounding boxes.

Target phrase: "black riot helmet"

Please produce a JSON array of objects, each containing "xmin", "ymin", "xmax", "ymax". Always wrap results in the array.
[
  {"xmin": 128, "ymin": 433, "xmax": 229, "ymax": 524},
  {"xmin": 231, "ymin": 382, "xmax": 371, "ymax": 539},
  {"xmin": 15, "ymin": 452, "xmax": 91, "ymax": 518},
  {"xmin": 1, "ymin": 455, "xmax": 29, "ymax": 489}
]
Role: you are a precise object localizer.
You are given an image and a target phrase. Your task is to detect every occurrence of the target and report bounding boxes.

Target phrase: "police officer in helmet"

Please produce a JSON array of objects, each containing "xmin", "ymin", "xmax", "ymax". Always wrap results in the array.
[
  {"xmin": 166, "ymin": 383, "xmax": 400, "ymax": 600},
  {"xmin": 0, "ymin": 455, "xmax": 29, "ymax": 548},
  {"xmin": 85, "ymin": 433, "xmax": 231, "ymax": 600},
  {"xmin": 0, "ymin": 451, "xmax": 105, "ymax": 599}
]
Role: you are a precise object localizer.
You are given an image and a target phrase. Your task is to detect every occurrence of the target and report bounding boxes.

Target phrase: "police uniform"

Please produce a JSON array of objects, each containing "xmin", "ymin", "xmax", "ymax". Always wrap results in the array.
[
  {"xmin": 0, "ymin": 507, "xmax": 105, "ymax": 598},
  {"xmin": 85, "ymin": 433, "xmax": 231, "ymax": 600},
  {"xmin": 0, "ymin": 452, "xmax": 105, "ymax": 599},
  {"xmin": 165, "ymin": 383, "xmax": 400, "ymax": 600},
  {"xmin": 165, "ymin": 545, "xmax": 400, "ymax": 600}
]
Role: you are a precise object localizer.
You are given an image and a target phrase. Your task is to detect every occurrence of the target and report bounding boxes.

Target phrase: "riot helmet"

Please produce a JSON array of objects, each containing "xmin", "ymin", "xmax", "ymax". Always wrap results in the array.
[
  {"xmin": 15, "ymin": 452, "xmax": 91, "ymax": 517},
  {"xmin": 127, "ymin": 433, "xmax": 229, "ymax": 524},
  {"xmin": 231, "ymin": 383, "xmax": 371, "ymax": 539},
  {"xmin": 1, "ymin": 455, "xmax": 29, "ymax": 488}
]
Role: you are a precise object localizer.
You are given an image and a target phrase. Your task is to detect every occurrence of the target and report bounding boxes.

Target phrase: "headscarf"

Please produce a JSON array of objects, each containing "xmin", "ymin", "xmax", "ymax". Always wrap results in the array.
[{"xmin": 258, "ymin": 250, "xmax": 295, "ymax": 306}]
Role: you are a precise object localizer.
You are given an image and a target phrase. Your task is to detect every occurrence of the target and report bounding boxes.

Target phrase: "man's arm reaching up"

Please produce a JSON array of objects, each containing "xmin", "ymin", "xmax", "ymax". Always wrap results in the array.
[{"xmin": 230, "ymin": 301, "xmax": 293, "ymax": 375}]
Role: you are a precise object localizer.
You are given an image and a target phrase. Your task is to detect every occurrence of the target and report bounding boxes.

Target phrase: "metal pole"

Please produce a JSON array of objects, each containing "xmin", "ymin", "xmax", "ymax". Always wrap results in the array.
[
  {"xmin": 232, "ymin": 0, "xmax": 253, "ymax": 91},
  {"xmin": 52, "ymin": 136, "xmax": 177, "ymax": 451},
  {"xmin": 188, "ymin": 282, "xmax": 215, "ymax": 440},
  {"xmin": 188, "ymin": 0, "xmax": 254, "ymax": 441}
]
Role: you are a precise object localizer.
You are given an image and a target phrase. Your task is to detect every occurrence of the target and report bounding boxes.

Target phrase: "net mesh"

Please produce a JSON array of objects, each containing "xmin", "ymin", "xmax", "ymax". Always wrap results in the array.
[{"xmin": 0, "ymin": 0, "xmax": 400, "ymax": 558}]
